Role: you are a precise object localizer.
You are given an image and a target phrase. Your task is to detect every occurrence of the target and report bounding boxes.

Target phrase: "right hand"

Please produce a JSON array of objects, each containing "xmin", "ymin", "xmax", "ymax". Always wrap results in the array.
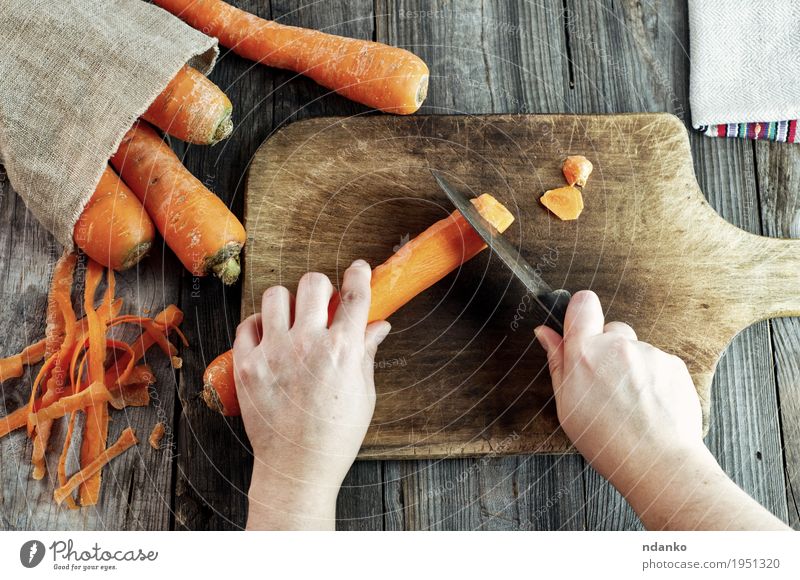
[{"xmin": 534, "ymin": 290, "xmax": 704, "ymax": 488}]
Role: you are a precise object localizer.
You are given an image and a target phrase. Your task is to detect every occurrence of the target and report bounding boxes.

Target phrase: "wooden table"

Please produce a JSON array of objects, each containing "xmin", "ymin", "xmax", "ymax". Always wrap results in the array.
[{"xmin": 1, "ymin": 0, "xmax": 798, "ymax": 530}]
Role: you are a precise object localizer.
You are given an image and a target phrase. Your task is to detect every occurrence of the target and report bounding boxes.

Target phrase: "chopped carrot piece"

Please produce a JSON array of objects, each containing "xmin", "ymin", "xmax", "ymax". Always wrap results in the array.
[
  {"xmin": 562, "ymin": 155, "xmax": 593, "ymax": 187},
  {"xmin": 149, "ymin": 423, "xmax": 166, "ymax": 450},
  {"xmin": 540, "ymin": 186, "xmax": 585, "ymax": 221}
]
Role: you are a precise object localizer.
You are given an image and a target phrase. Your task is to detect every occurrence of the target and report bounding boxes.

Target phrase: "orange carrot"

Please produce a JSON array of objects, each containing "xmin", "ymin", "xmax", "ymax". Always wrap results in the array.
[
  {"xmin": 202, "ymin": 194, "xmax": 515, "ymax": 415},
  {"xmin": 110, "ymin": 120, "xmax": 246, "ymax": 284},
  {"xmin": 142, "ymin": 65, "xmax": 233, "ymax": 145},
  {"xmin": 154, "ymin": 0, "xmax": 429, "ymax": 115},
  {"xmin": 202, "ymin": 350, "xmax": 238, "ymax": 416},
  {"xmin": 54, "ymin": 427, "xmax": 138, "ymax": 506},
  {"xmin": 74, "ymin": 166, "xmax": 155, "ymax": 271}
]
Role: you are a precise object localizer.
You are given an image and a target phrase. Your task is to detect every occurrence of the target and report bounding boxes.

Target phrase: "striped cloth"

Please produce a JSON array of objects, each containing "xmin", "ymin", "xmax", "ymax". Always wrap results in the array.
[
  {"xmin": 696, "ymin": 120, "xmax": 798, "ymax": 143},
  {"xmin": 689, "ymin": 1, "xmax": 800, "ymax": 145}
]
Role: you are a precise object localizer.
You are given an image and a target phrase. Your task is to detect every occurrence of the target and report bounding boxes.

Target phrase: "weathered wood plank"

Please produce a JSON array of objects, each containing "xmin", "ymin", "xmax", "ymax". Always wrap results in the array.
[
  {"xmin": 0, "ymin": 171, "xmax": 180, "ymax": 530},
  {"xmin": 375, "ymin": 0, "xmax": 589, "ymax": 530},
  {"xmin": 565, "ymin": 0, "xmax": 788, "ymax": 528},
  {"xmin": 755, "ymin": 140, "xmax": 800, "ymax": 529},
  {"xmin": 690, "ymin": 135, "xmax": 788, "ymax": 523},
  {"xmin": 171, "ymin": 1, "xmax": 277, "ymax": 531}
]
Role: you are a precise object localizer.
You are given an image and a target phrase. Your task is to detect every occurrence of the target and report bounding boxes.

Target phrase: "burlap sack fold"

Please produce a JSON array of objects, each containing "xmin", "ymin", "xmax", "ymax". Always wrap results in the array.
[{"xmin": 0, "ymin": 0, "xmax": 218, "ymax": 248}]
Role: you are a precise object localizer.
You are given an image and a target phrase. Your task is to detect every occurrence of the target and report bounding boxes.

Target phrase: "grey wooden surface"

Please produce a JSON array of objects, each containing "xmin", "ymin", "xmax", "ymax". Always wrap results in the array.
[{"xmin": 0, "ymin": 0, "xmax": 797, "ymax": 530}]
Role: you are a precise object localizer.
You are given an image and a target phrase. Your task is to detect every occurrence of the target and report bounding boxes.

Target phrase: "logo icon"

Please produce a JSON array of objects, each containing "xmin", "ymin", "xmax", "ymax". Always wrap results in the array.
[{"xmin": 20, "ymin": 540, "xmax": 45, "ymax": 568}]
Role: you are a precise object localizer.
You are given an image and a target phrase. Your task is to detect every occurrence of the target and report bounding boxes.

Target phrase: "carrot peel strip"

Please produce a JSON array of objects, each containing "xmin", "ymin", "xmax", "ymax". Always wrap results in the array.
[{"xmin": 54, "ymin": 427, "xmax": 138, "ymax": 506}]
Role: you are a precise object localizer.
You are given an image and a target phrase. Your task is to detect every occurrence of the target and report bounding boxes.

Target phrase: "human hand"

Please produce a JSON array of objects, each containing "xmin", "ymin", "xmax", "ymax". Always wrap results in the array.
[
  {"xmin": 535, "ymin": 290, "xmax": 788, "ymax": 530},
  {"xmin": 534, "ymin": 290, "xmax": 704, "ymax": 492},
  {"xmin": 232, "ymin": 260, "xmax": 390, "ymax": 529}
]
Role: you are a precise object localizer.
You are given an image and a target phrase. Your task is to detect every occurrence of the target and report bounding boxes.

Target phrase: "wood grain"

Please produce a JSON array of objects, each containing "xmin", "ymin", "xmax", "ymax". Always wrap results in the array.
[
  {"xmin": 243, "ymin": 112, "xmax": 800, "ymax": 459},
  {"xmin": 755, "ymin": 139, "xmax": 800, "ymax": 529}
]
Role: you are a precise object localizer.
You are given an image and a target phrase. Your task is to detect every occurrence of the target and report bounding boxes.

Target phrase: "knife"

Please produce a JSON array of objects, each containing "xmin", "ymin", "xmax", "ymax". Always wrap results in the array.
[{"xmin": 431, "ymin": 170, "xmax": 571, "ymax": 331}]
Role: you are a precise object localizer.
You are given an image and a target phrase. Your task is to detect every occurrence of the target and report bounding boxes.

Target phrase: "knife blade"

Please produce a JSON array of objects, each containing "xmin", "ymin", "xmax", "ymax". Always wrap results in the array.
[{"xmin": 431, "ymin": 170, "xmax": 571, "ymax": 331}]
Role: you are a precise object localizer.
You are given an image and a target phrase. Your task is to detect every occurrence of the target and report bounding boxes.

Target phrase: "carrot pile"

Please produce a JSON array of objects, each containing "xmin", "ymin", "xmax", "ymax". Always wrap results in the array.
[
  {"xmin": 154, "ymin": 0, "xmax": 429, "ymax": 114},
  {"xmin": 202, "ymin": 193, "xmax": 515, "ymax": 416},
  {"xmin": 0, "ymin": 251, "xmax": 186, "ymax": 507}
]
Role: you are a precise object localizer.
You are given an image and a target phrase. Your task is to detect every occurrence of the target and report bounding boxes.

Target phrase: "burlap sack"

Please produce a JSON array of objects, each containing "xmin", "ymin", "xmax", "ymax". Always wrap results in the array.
[{"xmin": 0, "ymin": 0, "xmax": 218, "ymax": 248}]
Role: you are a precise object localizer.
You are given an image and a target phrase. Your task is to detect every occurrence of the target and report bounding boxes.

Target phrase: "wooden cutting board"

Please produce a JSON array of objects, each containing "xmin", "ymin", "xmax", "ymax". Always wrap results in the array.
[{"xmin": 242, "ymin": 114, "xmax": 800, "ymax": 459}]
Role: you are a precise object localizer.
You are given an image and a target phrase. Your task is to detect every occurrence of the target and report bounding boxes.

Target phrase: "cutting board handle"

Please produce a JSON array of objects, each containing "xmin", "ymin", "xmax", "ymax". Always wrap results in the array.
[{"xmin": 742, "ymin": 235, "xmax": 800, "ymax": 323}]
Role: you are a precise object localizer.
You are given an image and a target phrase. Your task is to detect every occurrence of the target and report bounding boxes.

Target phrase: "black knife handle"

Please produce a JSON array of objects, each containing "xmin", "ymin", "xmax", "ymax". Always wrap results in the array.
[{"xmin": 538, "ymin": 289, "xmax": 571, "ymax": 332}]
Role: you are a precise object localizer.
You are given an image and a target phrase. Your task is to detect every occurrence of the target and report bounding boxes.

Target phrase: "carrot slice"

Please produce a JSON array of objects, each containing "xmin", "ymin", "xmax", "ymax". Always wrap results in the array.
[
  {"xmin": 54, "ymin": 427, "xmax": 138, "ymax": 506},
  {"xmin": 0, "ymin": 339, "xmax": 47, "ymax": 383},
  {"xmin": 202, "ymin": 193, "xmax": 515, "ymax": 416},
  {"xmin": 540, "ymin": 186, "xmax": 584, "ymax": 221}
]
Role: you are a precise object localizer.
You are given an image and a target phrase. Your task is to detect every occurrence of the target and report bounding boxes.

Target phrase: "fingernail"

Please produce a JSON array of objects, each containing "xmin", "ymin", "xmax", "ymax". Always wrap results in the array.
[
  {"xmin": 377, "ymin": 322, "xmax": 391, "ymax": 343},
  {"xmin": 352, "ymin": 259, "xmax": 369, "ymax": 268}
]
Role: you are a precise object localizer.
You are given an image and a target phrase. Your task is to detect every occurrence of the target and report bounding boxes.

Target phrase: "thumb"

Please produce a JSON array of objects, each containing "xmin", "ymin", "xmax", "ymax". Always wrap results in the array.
[
  {"xmin": 364, "ymin": 320, "xmax": 391, "ymax": 359},
  {"xmin": 535, "ymin": 325, "xmax": 565, "ymax": 390}
]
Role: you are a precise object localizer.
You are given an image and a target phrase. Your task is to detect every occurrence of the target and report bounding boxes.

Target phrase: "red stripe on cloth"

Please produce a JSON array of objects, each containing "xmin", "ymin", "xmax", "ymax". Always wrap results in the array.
[
  {"xmin": 718, "ymin": 123, "xmax": 727, "ymax": 137},
  {"xmin": 789, "ymin": 120, "xmax": 797, "ymax": 143}
]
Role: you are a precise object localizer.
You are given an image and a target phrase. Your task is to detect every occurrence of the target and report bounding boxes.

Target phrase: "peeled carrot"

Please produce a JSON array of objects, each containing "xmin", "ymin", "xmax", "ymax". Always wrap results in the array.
[
  {"xmin": 54, "ymin": 427, "xmax": 138, "ymax": 506},
  {"xmin": 154, "ymin": 0, "xmax": 429, "ymax": 115},
  {"xmin": 202, "ymin": 194, "xmax": 515, "ymax": 415},
  {"xmin": 110, "ymin": 120, "xmax": 246, "ymax": 284},
  {"xmin": 74, "ymin": 166, "xmax": 155, "ymax": 271},
  {"xmin": 143, "ymin": 64, "xmax": 233, "ymax": 145}
]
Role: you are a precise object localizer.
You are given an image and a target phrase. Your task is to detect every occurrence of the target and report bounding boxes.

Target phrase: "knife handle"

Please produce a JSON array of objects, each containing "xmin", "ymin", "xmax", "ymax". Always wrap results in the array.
[{"xmin": 538, "ymin": 289, "xmax": 571, "ymax": 333}]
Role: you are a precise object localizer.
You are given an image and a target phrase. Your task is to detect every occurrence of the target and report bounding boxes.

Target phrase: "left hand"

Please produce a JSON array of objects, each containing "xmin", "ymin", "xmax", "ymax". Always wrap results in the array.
[{"xmin": 233, "ymin": 259, "xmax": 390, "ymax": 529}]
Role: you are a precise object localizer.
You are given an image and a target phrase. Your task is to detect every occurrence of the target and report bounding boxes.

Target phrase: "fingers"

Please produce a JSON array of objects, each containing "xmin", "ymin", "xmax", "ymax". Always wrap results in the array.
[
  {"xmin": 563, "ymin": 290, "xmax": 605, "ymax": 345},
  {"xmin": 364, "ymin": 321, "xmax": 391, "ymax": 359},
  {"xmin": 534, "ymin": 325, "xmax": 565, "ymax": 388},
  {"xmin": 260, "ymin": 286, "xmax": 293, "ymax": 335},
  {"xmin": 604, "ymin": 321, "xmax": 637, "ymax": 341},
  {"xmin": 234, "ymin": 313, "xmax": 262, "ymax": 359},
  {"xmin": 331, "ymin": 260, "xmax": 373, "ymax": 335},
  {"xmin": 293, "ymin": 272, "xmax": 334, "ymax": 330}
]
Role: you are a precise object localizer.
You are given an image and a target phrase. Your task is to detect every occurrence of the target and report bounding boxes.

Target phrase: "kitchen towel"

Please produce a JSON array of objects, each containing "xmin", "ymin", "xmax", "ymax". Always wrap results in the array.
[
  {"xmin": 689, "ymin": 0, "xmax": 800, "ymax": 143},
  {"xmin": 0, "ymin": 0, "xmax": 218, "ymax": 248}
]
